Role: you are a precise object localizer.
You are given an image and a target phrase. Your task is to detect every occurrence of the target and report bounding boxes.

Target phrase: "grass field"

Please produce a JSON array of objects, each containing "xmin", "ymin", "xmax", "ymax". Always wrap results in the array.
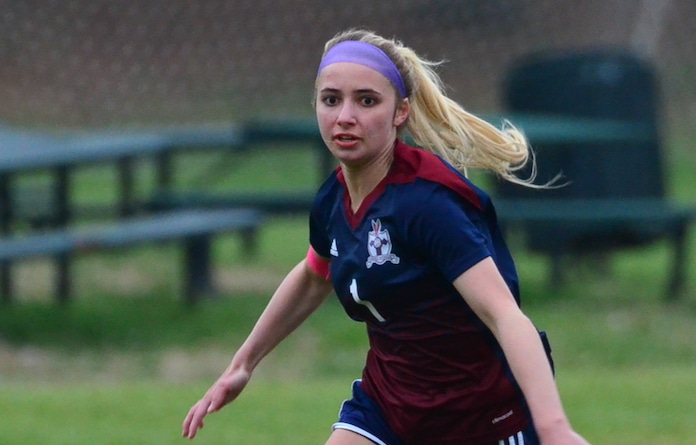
[
  {"xmin": 1, "ymin": 294, "xmax": 695, "ymax": 444},
  {"xmin": 2, "ymin": 365, "xmax": 694, "ymax": 445},
  {"xmin": 1, "ymin": 140, "xmax": 695, "ymax": 444}
]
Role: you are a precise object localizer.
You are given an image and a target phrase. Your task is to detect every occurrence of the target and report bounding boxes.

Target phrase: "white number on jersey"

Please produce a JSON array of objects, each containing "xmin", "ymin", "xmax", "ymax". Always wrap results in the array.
[{"xmin": 349, "ymin": 278, "xmax": 386, "ymax": 322}]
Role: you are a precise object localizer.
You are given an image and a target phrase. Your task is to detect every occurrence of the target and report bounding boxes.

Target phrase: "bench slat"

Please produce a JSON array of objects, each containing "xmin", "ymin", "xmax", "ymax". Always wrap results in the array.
[
  {"xmin": 149, "ymin": 190, "xmax": 315, "ymax": 215},
  {"xmin": 0, "ymin": 209, "xmax": 262, "ymax": 261},
  {"xmin": 494, "ymin": 198, "xmax": 696, "ymax": 224}
]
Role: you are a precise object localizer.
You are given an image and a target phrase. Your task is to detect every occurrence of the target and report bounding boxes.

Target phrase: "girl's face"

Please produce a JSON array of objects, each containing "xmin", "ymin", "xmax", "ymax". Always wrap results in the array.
[{"xmin": 315, "ymin": 62, "xmax": 409, "ymax": 169}]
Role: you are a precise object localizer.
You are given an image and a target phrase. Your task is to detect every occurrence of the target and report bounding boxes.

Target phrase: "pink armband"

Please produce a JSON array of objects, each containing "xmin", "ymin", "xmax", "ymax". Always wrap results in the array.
[{"xmin": 306, "ymin": 246, "xmax": 331, "ymax": 280}]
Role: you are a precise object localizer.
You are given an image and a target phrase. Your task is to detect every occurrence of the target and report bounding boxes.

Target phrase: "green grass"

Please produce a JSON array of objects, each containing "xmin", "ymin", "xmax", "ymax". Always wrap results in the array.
[
  {"xmin": 0, "ymin": 138, "xmax": 695, "ymax": 444},
  {"xmin": 0, "ymin": 380, "xmax": 345, "ymax": 445},
  {"xmin": 559, "ymin": 366, "xmax": 696, "ymax": 445},
  {"xmin": 2, "ymin": 367, "xmax": 693, "ymax": 445},
  {"xmin": 1, "ymin": 278, "xmax": 695, "ymax": 444}
]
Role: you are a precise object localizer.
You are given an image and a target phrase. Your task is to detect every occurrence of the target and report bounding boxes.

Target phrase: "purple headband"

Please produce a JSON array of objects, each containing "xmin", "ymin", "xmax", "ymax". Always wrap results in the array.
[{"xmin": 317, "ymin": 40, "xmax": 407, "ymax": 98}]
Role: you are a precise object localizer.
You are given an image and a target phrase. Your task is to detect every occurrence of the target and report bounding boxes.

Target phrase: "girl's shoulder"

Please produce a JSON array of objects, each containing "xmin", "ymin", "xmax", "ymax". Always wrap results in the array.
[
  {"xmin": 389, "ymin": 141, "xmax": 488, "ymax": 212},
  {"xmin": 310, "ymin": 168, "xmax": 343, "ymax": 218}
]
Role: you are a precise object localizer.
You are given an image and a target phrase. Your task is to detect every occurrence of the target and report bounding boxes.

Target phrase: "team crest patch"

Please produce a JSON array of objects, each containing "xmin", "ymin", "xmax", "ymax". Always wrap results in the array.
[{"xmin": 366, "ymin": 219, "xmax": 400, "ymax": 268}]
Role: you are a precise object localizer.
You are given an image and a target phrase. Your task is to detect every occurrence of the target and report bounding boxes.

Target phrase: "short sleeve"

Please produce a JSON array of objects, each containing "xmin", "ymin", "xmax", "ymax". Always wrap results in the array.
[
  {"xmin": 404, "ymin": 184, "xmax": 492, "ymax": 282},
  {"xmin": 308, "ymin": 173, "xmax": 339, "ymax": 259}
]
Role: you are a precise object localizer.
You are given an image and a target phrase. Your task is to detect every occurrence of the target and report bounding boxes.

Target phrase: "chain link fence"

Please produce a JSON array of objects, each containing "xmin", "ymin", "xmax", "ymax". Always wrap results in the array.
[{"xmin": 1, "ymin": 0, "xmax": 694, "ymax": 158}]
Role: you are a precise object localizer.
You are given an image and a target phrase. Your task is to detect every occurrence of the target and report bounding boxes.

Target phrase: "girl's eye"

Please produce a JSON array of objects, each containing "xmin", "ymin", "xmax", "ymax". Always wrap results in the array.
[
  {"xmin": 360, "ymin": 97, "xmax": 377, "ymax": 106},
  {"xmin": 322, "ymin": 96, "xmax": 340, "ymax": 106}
]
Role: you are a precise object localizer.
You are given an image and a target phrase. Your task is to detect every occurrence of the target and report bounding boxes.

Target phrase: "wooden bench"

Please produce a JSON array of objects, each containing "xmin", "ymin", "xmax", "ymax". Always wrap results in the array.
[
  {"xmin": 148, "ymin": 189, "xmax": 316, "ymax": 216},
  {"xmin": 146, "ymin": 118, "xmax": 335, "ymax": 218},
  {"xmin": 494, "ymin": 198, "xmax": 696, "ymax": 300},
  {"xmin": 0, "ymin": 208, "xmax": 264, "ymax": 305},
  {"xmin": 0, "ymin": 124, "xmax": 248, "ymax": 232}
]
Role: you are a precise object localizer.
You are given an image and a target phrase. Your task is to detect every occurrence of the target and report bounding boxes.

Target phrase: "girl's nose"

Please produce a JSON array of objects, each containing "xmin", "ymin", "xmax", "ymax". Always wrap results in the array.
[{"xmin": 336, "ymin": 101, "xmax": 357, "ymax": 126}]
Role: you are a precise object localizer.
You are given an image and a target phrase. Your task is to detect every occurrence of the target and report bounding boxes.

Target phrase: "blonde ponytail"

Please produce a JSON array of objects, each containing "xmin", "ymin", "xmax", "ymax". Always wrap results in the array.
[
  {"xmin": 322, "ymin": 29, "xmax": 536, "ymax": 185},
  {"xmin": 397, "ymin": 46, "xmax": 533, "ymax": 184}
]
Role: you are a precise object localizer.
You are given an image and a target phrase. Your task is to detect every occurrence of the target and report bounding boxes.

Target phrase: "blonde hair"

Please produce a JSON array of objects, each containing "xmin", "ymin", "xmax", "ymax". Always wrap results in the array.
[{"xmin": 321, "ymin": 29, "xmax": 535, "ymax": 185}]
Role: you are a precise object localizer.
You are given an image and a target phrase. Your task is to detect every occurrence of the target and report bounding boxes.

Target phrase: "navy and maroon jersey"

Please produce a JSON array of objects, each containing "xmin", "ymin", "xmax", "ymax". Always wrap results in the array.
[{"xmin": 309, "ymin": 140, "xmax": 529, "ymax": 444}]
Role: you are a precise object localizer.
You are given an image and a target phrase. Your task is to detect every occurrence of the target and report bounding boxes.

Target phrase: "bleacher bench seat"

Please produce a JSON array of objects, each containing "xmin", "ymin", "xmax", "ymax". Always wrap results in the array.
[{"xmin": 0, "ymin": 208, "xmax": 264, "ymax": 305}]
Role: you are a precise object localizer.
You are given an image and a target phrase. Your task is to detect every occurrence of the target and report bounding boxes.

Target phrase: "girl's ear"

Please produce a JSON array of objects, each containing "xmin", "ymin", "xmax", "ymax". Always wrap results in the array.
[{"xmin": 393, "ymin": 98, "xmax": 410, "ymax": 127}]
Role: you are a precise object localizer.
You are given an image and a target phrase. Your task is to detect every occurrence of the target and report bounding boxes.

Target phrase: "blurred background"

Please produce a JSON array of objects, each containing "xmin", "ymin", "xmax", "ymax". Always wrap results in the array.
[
  {"xmin": 1, "ymin": 1, "xmax": 696, "ymax": 444},
  {"xmin": 1, "ymin": 0, "xmax": 694, "ymax": 139},
  {"xmin": 3, "ymin": 0, "xmax": 695, "ymax": 298}
]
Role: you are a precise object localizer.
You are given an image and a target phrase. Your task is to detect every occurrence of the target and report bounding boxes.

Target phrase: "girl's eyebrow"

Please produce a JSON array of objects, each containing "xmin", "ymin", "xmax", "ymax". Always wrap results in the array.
[
  {"xmin": 318, "ymin": 87, "xmax": 382, "ymax": 95},
  {"xmin": 355, "ymin": 88, "xmax": 382, "ymax": 95}
]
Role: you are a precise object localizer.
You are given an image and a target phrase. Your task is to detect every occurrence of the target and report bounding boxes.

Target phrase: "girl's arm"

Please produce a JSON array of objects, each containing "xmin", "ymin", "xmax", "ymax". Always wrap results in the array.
[
  {"xmin": 182, "ymin": 258, "xmax": 333, "ymax": 439},
  {"xmin": 453, "ymin": 257, "xmax": 591, "ymax": 445}
]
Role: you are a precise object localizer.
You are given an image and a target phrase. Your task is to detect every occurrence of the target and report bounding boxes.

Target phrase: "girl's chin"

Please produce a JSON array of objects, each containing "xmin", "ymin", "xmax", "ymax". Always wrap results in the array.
[
  {"xmin": 334, "ymin": 152, "xmax": 369, "ymax": 168},
  {"xmin": 330, "ymin": 147, "xmax": 363, "ymax": 163}
]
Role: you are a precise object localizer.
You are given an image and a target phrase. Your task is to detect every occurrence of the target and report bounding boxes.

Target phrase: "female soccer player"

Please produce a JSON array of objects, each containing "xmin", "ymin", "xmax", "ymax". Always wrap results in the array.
[{"xmin": 183, "ymin": 29, "xmax": 591, "ymax": 445}]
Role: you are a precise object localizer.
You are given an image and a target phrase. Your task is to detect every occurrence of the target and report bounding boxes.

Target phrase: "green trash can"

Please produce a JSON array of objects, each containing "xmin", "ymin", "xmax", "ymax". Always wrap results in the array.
[{"xmin": 495, "ymin": 49, "xmax": 668, "ymax": 283}]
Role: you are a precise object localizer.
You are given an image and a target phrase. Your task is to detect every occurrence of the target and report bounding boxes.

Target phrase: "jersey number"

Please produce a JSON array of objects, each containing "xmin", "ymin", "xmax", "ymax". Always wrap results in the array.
[{"xmin": 349, "ymin": 279, "xmax": 386, "ymax": 322}]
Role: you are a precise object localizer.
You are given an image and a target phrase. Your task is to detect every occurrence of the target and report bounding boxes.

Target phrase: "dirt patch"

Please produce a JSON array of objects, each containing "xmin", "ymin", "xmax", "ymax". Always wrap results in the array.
[
  {"xmin": 10, "ymin": 256, "xmax": 286, "ymax": 302},
  {"xmin": 0, "ymin": 337, "xmax": 316, "ymax": 385},
  {"xmin": 0, "ymin": 262, "xmax": 288, "ymax": 383},
  {"xmin": 214, "ymin": 265, "xmax": 286, "ymax": 295}
]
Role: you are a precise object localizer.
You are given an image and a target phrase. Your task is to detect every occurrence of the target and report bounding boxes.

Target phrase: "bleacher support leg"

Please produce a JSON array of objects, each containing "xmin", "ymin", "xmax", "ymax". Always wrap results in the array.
[
  {"xmin": 0, "ymin": 261, "xmax": 12, "ymax": 305},
  {"xmin": 56, "ymin": 253, "xmax": 71, "ymax": 305},
  {"xmin": 0, "ymin": 173, "xmax": 13, "ymax": 304},
  {"xmin": 240, "ymin": 226, "xmax": 258, "ymax": 257},
  {"xmin": 666, "ymin": 223, "xmax": 687, "ymax": 302},
  {"xmin": 184, "ymin": 235, "xmax": 215, "ymax": 305}
]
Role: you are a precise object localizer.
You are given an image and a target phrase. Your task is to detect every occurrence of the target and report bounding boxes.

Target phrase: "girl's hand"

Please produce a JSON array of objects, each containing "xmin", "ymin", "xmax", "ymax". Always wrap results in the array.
[{"xmin": 182, "ymin": 367, "xmax": 251, "ymax": 439}]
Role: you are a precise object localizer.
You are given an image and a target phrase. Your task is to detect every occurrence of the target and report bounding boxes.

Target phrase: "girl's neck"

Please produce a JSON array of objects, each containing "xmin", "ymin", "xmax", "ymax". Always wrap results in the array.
[{"xmin": 342, "ymin": 148, "xmax": 393, "ymax": 214}]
